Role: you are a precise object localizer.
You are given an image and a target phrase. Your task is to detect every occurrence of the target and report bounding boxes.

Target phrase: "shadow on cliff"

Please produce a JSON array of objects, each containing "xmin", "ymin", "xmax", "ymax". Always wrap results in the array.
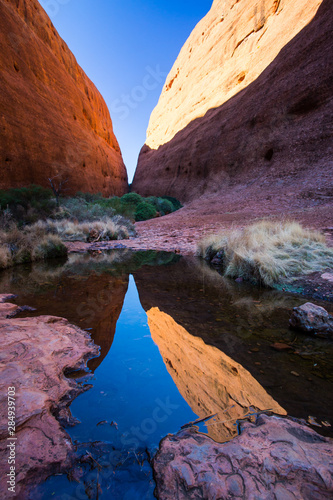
[{"xmin": 133, "ymin": 0, "xmax": 333, "ymax": 203}]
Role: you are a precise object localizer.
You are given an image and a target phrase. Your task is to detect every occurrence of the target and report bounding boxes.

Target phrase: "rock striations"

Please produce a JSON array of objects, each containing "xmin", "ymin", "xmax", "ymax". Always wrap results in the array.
[
  {"xmin": 0, "ymin": 0, "xmax": 127, "ymax": 196},
  {"xmin": 133, "ymin": 0, "xmax": 333, "ymax": 204}
]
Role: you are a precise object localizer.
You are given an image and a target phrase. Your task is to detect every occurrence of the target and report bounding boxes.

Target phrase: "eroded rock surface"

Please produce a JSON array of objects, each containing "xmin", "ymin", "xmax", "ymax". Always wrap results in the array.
[
  {"xmin": 0, "ymin": 0, "xmax": 127, "ymax": 195},
  {"xmin": 290, "ymin": 302, "xmax": 333, "ymax": 338},
  {"xmin": 133, "ymin": 0, "xmax": 333, "ymax": 216},
  {"xmin": 0, "ymin": 301, "xmax": 98, "ymax": 498},
  {"xmin": 154, "ymin": 414, "xmax": 333, "ymax": 499}
]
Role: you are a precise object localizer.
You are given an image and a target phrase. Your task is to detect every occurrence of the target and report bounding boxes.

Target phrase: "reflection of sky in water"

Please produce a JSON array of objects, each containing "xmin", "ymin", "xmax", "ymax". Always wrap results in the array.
[
  {"xmin": 38, "ymin": 276, "xmax": 199, "ymax": 499},
  {"xmin": 70, "ymin": 275, "xmax": 198, "ymax": 449},
  {"xmin": 5, "ymin": 252, "xmax": 332, "ymax": 499}
]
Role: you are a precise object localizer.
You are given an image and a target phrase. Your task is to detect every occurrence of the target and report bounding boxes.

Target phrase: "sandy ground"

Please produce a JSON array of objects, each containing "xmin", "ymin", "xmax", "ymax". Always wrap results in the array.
[{"xmin": 67, "ymin": 194, "xmax": 333, "ymax": 256}]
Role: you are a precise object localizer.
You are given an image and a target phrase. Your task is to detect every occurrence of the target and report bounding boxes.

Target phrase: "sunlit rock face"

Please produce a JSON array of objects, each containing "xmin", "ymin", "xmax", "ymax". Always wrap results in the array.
[
  {"xmin": 133, "ymin": 0, "xmax": 332, "ymax": 203},
  {"xmin": 147, "ymin": 307, "xmax": 286, "ymax": 443},
  {"xmin": 0, "ymin": 0, "xmax": 128, "ymax": 195}
]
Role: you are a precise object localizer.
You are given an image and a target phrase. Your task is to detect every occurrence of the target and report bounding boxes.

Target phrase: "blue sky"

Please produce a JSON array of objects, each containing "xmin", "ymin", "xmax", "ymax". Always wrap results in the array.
[{"xmin": 39, "ymin": 0, "xmax": 212, "ymax": 182}]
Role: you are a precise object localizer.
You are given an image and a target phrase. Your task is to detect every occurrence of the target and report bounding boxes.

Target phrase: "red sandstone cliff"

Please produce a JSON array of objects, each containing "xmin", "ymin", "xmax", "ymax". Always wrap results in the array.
[
  {"xmin": 0, "ymin": 0, "xmax": 128, "ymax": 196},
  {"xmin": 133, "ymin": 0, "xmax": 333, "ymax": 206}
]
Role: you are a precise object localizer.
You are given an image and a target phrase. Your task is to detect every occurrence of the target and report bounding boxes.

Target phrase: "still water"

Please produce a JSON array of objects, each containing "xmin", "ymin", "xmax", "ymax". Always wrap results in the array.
[{"xmin": 1, "ymin": 250, "xmax": 332, "ymax": 499}]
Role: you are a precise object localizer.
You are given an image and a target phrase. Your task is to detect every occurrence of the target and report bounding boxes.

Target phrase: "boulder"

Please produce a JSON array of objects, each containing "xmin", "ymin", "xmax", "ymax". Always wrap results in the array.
[
  {"xmin": 290, "ymin": 302, "xmax": 333, "ymax": 338},
  {"xmin": 0, "ymin": 0, "xmax": 128, "ymax": 196},
  {"xmin": 153, "ymin": 414, "xmax": 333, "ymax": 499}
]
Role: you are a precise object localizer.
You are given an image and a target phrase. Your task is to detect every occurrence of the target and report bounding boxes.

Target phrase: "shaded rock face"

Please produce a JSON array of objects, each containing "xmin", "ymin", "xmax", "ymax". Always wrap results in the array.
[
  {"xmin": 133, "ymin": 0, "xmax": 333, "ymax": 204},
  {"xmin": 147, "ymin": 307, "xmax": 286, "ymax": 443},
  {"xmin": 0, "ymin": 0, "xmax": 128, "ymax": 196},
  {"xmin": 0, "ymin": 300, "xmax": 98, "ymax": 498},
  {"xmin": 154, "ymin": 414, "xmax": 333, "ymax": 500},
  {"xmin": 290, "ymin": 302, "xmax": 333, "ymax": 338}
]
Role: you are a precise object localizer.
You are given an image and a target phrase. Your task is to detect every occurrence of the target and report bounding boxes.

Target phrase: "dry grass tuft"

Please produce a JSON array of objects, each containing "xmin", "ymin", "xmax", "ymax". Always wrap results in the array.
[
  {"xmin": 197, "ymin": 221, "xmax": 333, "ymax": 287},
  {"xmin": 37, "ymin": 218, "xmax": 130, "ymax": 242},
  {"xmin": 0, "ymin": 214, "xmax": 133, "ymax": 270},
  {"xmin": 0, "ymin": 226, "xmax": 67, "ymax": 269}
]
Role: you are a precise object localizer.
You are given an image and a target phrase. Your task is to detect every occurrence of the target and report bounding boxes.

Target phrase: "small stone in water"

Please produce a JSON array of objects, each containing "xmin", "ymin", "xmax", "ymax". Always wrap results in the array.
[
  {"xmin": 307, "ymin": 416, "xmax": 321, "ymax": 427},
  {"xmin": 271, "ymin": 342, "xmax": 294, "ymax": 351},
  {"xmin": 291, "ymin": 371, "xmax": 300, "ymax": 377}
]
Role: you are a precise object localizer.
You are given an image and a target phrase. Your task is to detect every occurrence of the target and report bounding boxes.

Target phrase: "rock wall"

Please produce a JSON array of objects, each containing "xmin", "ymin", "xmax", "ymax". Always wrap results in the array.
[
  {"xmin": 0, "ymin": 0, "xmax": 128, "ymax": 196},
  {"xmin": 133, "ymin": 0, "xmax": 332, "ymax": 202}
]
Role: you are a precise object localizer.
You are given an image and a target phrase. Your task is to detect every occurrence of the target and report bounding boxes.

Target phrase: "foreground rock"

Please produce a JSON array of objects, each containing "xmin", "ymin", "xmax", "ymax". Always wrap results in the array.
[
  {"xmin": 0, "ymin": 300, "xmax": 98, "ymax": 498},
  {"xmin": 0, "ymin": 0, "xmax": 127, "ymax": 196},
  {"xmin": 290, "ymin": 302, "xmax": 333, "ymax": 338},
  {"xmin": 133, "ymin": 0, "xmax": 333, "ymax": 221},
  {"xmin": 0, "ymin": 293, "xmax": 36, "ymax": 319},
  {"xmin": 154, "ymin": 414, "xmax": 333, "ymax": 499}
]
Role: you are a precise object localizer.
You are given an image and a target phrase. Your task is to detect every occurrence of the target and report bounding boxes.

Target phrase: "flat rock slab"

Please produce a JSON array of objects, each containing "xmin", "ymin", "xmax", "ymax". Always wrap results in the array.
[
  {"xmin": 0, "ymin": 305, "xmax": 98, "ymax": 498},
  {"xmin": 154, "ymin": 414, "xmax": 333, "ymax": 500}
]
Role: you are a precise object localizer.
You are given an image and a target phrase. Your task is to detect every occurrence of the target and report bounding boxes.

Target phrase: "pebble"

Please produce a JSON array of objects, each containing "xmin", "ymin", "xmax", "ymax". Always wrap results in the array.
[{"xmin": 271, "ymin": 342, "xmax": 294, "ymax": 351}]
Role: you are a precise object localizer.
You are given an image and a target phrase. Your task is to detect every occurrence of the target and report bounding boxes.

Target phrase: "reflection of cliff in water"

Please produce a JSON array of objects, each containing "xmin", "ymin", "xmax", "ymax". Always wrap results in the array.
[
  {"xmin": 147, "ymin": 307, "xmax": 285, "ymax": 442},
  {"xmin": 134, "ymin": 257, "xmax": 333, "ymax": 427},
  {"xmin": 0, "ymin": 253, "xmax": 129, "ymax": 371}
]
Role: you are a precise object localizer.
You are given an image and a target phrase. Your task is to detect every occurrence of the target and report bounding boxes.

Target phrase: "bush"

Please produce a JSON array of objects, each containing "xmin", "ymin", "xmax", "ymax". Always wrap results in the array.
[
  {"xmin": 0, "ymin": 207, "xmax": 14, "ymax": 230},
  {"xmin": 0, "ymin": 184, "xmax": 53, "ymax": 208},
  {"xmin": 197, "ymin": 221, "xmax": 333, "ymax": 287},
  {"xmin": 146, "ymin": 196, "xmax": 179, "ymax": 216},
  {"xmin": 75, "ymin": 192, "xmax": 103, "ymax": 203},
  {"xmin": 121, "ymin": 192, "xmax": 143, "ymax": 206},
  {"xmin": 156, "ymin": 198, "xmax": 174, "ymax": 215},
  {"xmin": 0, "ymin": 185, "xmax": 55, "ymax": 224},
  {"xmin": 0, "ymin": 246, "xmax": 12, "ymax": 269},
  {"xmin": 135, "ymin": 202, "xmax": 157, "ymax": 221},
  {"xmin": 32, "ymin": 234, "xmax": 68, "ymax": 260},
  {"xmin": 0, "ymin": 185, "xmax": 182, "ymax": 229},
  {"xmin": 162, "ymin": 196, "xmax": 183, "ymax": 211},
  {"xmin": 57, "ymin": 198, "xmax": 116, "ymax": 222}
]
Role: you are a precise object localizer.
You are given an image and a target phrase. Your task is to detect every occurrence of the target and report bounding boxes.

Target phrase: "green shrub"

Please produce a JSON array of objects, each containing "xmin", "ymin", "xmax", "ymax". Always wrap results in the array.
[
  {"xmin": 75, "ymin": 192, "xmax": 103, "ymax": 203},
  {"xmin": 0, "ymin": 185, "xmax": 55, "ymax": 224},
  {"xmin": 121, "ymin": 192, "xmax": 143, "ymax": 206},
  {"xmin": 58, "ymin": 198, "xmax": 116, "ymax": 222},
  {"xmin": 0, "ymin": 184, "xmax": 182, "ymax": 229},
  {"xmin": 156, "ymin": 198, "xmax": 174, "ymax": 215},
  {"xmin": 0, "ymin": 184, "xmax": 53, "ymax": 208},
  {"xmin": 162, "ymin": 196, "xmax": 183, "ymax": 211},
  {"xmin": 135, "ymin": 202, "xmax": 157, "ymax": 221},
  {"xmin": 145, "ymin": 196, "xmax": 179, "ymax": 215}
]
